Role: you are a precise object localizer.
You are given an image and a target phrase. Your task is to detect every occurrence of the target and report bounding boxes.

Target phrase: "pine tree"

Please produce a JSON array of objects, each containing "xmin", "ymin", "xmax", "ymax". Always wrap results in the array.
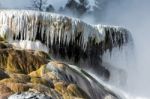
[
  {"xmin": 65, "ymin": 0, "xmax": 78, "ymax": 13},
  {"xmin": 77, "ymin": 0, "xmax": 89, "ymax": 15},
  {"xmin": 65, "ymin": 0, "xmax": 89, "ymax": 17},
  {"xmin": 46, "ymin": 4, "xmax": 55, "ymax": 12}
]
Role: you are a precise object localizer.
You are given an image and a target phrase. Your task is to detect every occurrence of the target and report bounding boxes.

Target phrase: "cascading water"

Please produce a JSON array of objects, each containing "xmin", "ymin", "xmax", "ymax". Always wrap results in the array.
[
  {"xmin": 90, "ymin": 0, "xmax": 150, "ymax": 99},
  {"xmin": 0, "ymin": 10, "xmax": 134, "ymax": 99}
]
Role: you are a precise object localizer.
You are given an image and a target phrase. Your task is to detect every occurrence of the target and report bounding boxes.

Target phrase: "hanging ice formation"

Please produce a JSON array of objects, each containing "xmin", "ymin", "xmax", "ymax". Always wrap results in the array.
[{"xmin": 0, "ymin": 10, "xmax": 132, "ymax": 66}]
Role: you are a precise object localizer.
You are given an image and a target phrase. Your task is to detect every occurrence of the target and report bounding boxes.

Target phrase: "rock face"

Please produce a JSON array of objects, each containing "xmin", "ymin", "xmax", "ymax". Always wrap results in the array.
[
  {"xmin": 0, "ymin": 42, "xmax": 119, "ymax": 99},
  {"xmin": 0, "ymin": 43, "xmax": 48, "ymax": 74}
]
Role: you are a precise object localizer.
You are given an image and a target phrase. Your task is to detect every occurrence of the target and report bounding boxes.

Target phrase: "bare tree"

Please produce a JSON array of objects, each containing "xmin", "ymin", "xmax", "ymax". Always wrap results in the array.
[{"xmin": 31, "ymin": 0, "xmax": 48, "ymax": 11}]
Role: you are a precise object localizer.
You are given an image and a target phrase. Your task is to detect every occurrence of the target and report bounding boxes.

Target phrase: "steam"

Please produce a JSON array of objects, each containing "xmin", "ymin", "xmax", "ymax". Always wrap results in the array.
[{"xmin": 96, "ymin": 0, "xmax": 150, "ymax": 98}]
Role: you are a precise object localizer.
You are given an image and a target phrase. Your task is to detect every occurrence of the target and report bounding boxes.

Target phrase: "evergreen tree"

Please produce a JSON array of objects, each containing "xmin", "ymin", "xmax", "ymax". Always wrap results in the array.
[
  {"xmin": 77, "ymin": 0, "xmax": 89, "ymax": 15},
  {"xmin": 65, "ymin": 0, "xmax": 89, "ymax": 17},
  {"xmin": 65, "ymin": 0, "xmax": 78, "ymax": 13},
  {"xmin": 46, "ymin": 4, "xmax": 55, "ymax": 12}
]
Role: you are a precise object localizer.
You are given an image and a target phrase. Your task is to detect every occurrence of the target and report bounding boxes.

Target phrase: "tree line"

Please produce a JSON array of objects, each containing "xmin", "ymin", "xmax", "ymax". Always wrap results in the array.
[
  {"xmin": 30, "ymin": 0, "xmax": 118, "ymax": 20},
  {"xmin": 0, "ymin": 0, "xmax": 119, "ymax": 22},
  {"xmin": 31, "ymin": 0, "xmax": 90, "ymax": 17}
]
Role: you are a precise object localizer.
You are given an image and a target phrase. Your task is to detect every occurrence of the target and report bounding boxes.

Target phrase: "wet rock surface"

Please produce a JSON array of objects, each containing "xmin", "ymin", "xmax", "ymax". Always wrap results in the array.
[{"xmin": 0, "ymin": 42, "xmax": 119, "ymax": 99}]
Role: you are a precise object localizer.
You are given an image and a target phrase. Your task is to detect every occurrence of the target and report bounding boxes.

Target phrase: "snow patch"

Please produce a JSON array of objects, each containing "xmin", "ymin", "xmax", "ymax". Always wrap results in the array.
[{"xmin": 11, "ymin": 40, "xmax": 49, "ymax": 53}]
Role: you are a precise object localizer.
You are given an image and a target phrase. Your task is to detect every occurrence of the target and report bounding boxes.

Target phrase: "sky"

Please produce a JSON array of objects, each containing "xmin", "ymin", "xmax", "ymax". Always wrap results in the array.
[
  {"xmin": 0, "ymin": 0, "xmax": 96, "ymax": 10},
  {"xmin": 0, "ymin": 0, "xmax": 68, "ymax": 10},
  {"xmin": 1, "ymin": 0, "xmax": 30, "ymax": 9}
]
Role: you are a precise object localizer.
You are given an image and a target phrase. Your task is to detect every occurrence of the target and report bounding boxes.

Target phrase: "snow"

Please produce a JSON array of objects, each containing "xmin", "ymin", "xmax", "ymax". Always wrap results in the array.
[
  {"xmin": 11, "ymin": 40, "xmax": 49, "ymax": 53},
  {"xmin": 0, "ymin": 24, "xmax": 9, "ymax": 39},
  {"xmin": 8, "ymin": 91, "xmax": 51, "ymax": 99}
]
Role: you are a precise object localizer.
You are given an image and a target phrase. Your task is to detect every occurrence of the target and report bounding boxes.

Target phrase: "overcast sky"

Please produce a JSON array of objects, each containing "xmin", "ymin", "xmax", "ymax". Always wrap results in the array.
[
  {"xmin": 0, "ymin": 0, "xmax": 68, "ymax": 10},
  {"xmin": 1, "ymin": 0, "xmax": 30, "ymax": 8}
]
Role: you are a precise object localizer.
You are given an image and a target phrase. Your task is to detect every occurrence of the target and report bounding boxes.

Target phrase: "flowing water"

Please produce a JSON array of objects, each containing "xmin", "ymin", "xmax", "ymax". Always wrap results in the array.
[{"xmin": 94, "ymin": 0, "xmax": 150, "ymax": 98}]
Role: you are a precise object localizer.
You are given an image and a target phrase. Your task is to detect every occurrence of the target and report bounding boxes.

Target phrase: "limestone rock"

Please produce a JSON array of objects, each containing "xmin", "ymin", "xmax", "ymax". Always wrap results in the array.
[
  {"xmin": 0, "ymin": 84, "xmax": 13, "ymax": 94},
  {"xmin": 31, "ymin": 85, "xmax": 62, "ymax": 99},
  {"xmin": 0, "ymin": 84, "xmax": 13, "ymax": 99},
  {"xmin": 66, "ymin": 84, "xmax": 89, "ymax": 98},
  {"xmin": 0, "ymin": 42, "xmax": 12, "ymax": 49},
  {"xmin": 8, "ymin": 73, "xmax": 31, "ymax": 83},
  {"xmin": 34, "ymin": 51, "xmax": 51, "ymax": 60},
  {"xmin": 0, "ymin": 37, "xmax": 5, "ymax": 41},
  {"xmin": 30, "ymin": 77, "xmax": 54, "ymax": 88},
  {"xmin": 0, "ymin": 48, "xmax": 48, "ymax": 74},
  {"xmin": 54, "ymin": 82, "xmax": 90, "ymax": 99},
  {"xmin": 0, "ymin": 78, "xmax": 21, "ymax": 84},
  {"xmin": 42, "ymin": 72, "xmax": 58, "ymax": 83},
  {"xmin": 29, "ymin": 65, "xmax": 58, "ymax": 83},
  {"xmin": 54, "ymin": 81, "xmax": 68, "ymax": 94},
  {"xmin": 29, "ymin": 65, "xmax": 47, "ymax": 77},
  {"xmin": 4, "ymin": 82, "xmax": 31, "ymax": 93},
  {"xmin": 0, "ymin": 93, "xmax": 13, "ymax": 99},
  {"xmin": 0, "ymin": 43, "xmax": 119, "ymax": 99}
]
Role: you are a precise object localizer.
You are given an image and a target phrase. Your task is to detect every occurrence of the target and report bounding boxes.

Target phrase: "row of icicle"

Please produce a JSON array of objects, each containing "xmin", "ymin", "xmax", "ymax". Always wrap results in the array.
[{"xmin": 0, "ymin": 10, "xmax": 132, "ymax": 62}]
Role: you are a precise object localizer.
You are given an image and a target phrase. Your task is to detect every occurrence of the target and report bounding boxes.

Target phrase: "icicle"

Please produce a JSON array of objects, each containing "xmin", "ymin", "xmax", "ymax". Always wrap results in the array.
[{"xmin": 0, "ymin": 10, "xmax": 132, "ymax": 63}]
